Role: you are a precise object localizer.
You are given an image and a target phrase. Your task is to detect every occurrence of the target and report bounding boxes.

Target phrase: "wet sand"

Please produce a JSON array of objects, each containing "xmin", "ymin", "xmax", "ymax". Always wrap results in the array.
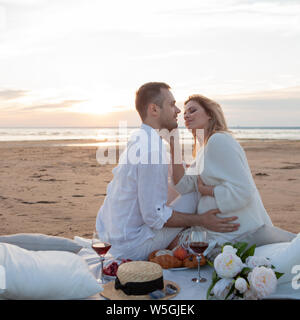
[{"xmin": 0, "ymin": 139, "xmax": 299, "ymax": 239}]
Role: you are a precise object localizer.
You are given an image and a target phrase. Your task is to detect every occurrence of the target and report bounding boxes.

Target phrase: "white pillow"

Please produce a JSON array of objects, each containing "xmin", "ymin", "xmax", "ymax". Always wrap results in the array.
[
  {"xmin": 254, "ymin": 242, "xmax": 289, "ymax": 260},
  {"xmin": 232, "ymin": 225, "xmax": 296, "ymax": 249},
  {"xmin": 270, "ymin": 234, "xmax": 300, "ymax": 284},
  {"xmin": 0, "ymin": 243, "xmax": 102, "ymax": 300},
  {"xmin": 254, "ymin": 234, "xmax": 300, "ymax": 284},
  {"xmin": 0, "ymin": 233, "xmax": 82, "ymax": 253}
]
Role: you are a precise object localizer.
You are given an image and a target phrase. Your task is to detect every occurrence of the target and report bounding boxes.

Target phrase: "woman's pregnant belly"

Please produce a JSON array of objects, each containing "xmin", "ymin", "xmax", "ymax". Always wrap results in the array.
[
  {"xmin": 197, "ymin": 196, "xmax": 218, "ymax": 214},
  {"xmin": 196, "ymin": 196, "xmax": 238, "ymax": 243},
  {"xmin": 196, "ymin": 195, "xmax": 262, "ymax": 244},
  {"xmin": 197, "ymin": 195, "xmax": 240, "ymax": 219}
]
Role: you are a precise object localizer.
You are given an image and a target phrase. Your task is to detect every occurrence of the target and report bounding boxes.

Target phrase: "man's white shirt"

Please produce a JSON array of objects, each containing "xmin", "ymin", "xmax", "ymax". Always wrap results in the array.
[{"xmin": 95, "ymin": 124, "xmax": 173, "ymax": 258}]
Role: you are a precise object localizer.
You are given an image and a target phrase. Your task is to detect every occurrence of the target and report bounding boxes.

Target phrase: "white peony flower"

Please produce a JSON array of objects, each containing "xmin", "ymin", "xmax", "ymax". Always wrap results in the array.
[
  {"xmin": 246, "ymin": 256, "xmax": 272, "ymax": 269},
  {"xmin": 248, "ymin": 266, "xmax": 277, "ymax": 299},
  {"xmin": 213, "ymin": 278, "xmax": 234, "ymax": 299},
  {"xmin": 214, "ymin": 251, "xmax": 245, "ymax": 278},
  {"xmin": 222, "ymin": 245, "xmax": 237, "ymax": 255},
  {"xmin": 235, "ymin": 277, "xmax": 248, "ymax": 294}
]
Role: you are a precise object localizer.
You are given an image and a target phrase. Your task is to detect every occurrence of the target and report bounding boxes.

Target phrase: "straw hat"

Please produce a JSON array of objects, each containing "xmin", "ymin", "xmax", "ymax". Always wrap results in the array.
[{"xmin": 100, "ymin": 261, "xmax": 180, "ymax": 300}]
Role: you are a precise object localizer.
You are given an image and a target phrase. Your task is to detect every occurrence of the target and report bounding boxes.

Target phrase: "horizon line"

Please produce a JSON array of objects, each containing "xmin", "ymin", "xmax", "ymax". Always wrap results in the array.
[{"xmin": 0, "ymin": 126, "xmax": 300, "ymax": 129}]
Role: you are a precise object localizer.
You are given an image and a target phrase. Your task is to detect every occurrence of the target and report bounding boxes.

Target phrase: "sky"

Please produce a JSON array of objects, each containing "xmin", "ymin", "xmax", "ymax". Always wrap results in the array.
[{"xmin": 0, "ymin": 0, "xmax": 299, "ymax": 127}]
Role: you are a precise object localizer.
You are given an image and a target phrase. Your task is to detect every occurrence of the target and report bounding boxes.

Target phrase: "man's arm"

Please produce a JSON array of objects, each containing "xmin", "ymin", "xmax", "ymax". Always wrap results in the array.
[{"xmin": 164, "ymin": 209, "xmax": 240, "ymax": 233}]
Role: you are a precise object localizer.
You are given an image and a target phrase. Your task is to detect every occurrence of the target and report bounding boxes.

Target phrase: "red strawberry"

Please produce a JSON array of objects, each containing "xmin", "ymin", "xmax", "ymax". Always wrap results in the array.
[{"xmin": 103, "ymin": 261, "xmax": 119, "ymax": 276}]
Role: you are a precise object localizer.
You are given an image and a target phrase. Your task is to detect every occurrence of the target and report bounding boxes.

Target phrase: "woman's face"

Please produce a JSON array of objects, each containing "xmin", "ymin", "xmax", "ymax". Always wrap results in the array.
[{"xmin": 184, "ymin": 100, "xmax": 211, "ymax": 130}]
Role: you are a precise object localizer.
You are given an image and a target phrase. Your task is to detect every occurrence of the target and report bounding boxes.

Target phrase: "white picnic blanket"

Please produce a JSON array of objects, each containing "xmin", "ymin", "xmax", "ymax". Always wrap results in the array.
[{"xmin": 74, "ymin": 236, "xmax": 300, "ymax": 300}]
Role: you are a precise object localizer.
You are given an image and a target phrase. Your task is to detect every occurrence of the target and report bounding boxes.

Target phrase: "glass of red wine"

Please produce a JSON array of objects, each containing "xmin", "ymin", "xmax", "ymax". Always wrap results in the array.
[
  {"xmin": 92, "ymin": 230, "xmax": 112, "ymax": 284},
  {"xmin": 187, "ymin": 229, "xmax": 208, "ymax": 283}
]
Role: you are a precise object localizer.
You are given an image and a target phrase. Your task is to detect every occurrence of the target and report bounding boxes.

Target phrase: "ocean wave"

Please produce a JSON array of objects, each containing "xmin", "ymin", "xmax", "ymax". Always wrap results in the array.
[{"xmin": 0, "ymin": 127, "xmax": 299, "ymax": 142}]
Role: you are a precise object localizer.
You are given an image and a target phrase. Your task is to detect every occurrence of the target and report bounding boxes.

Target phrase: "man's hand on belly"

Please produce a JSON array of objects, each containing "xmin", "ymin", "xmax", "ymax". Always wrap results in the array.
[{"xmin": 197, "ymin": 209, "xmax": 240, "ymax": 233}]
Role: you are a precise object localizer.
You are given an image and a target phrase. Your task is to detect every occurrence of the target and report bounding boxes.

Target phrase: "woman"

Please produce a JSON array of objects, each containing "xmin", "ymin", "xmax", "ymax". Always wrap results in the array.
[{"xmin": 170, "ymin": 94, "xmax": 273, "ymax": 245}]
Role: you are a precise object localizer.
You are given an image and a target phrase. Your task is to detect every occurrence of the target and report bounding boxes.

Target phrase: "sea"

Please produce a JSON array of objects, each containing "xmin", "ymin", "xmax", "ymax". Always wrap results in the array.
[{"xmin": 0, "ymin": 127, "xmax": 299, "ymax": 146}]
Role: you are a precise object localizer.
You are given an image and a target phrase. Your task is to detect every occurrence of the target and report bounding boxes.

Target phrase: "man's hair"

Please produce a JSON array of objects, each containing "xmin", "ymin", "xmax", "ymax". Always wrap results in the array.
[{"xmin": 135, "ymin": 82, "xmax": 170, "ymax": 120}]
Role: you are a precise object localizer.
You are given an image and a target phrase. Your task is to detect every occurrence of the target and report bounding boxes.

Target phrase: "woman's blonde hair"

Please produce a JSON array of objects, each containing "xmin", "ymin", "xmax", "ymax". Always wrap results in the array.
[{"xmin": 184, "ymin": 94, "xmax": 231, "ymax": 157}]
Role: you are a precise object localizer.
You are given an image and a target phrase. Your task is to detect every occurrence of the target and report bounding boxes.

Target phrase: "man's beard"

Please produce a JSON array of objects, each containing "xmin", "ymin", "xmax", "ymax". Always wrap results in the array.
[{"xmin": 160, "ymin": 118, "xmax": 178, "ymax": 131}]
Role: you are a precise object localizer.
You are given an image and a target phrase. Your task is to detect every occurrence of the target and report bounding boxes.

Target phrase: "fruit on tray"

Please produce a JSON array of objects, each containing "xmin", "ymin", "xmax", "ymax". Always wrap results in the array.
[
  {"xmin": 148, "ymin": 247, "xmax": 206, "ymax": 269},
  {"xmin": 148, "ymin": 250, "xmax": 183, "ymax": 269},
  {"xmin": 103, "ymin": 259, "xmax": 132, "ymax": 276},
  {"xmin": 182, "ymin": 254, "xmax": 206, "ymax": 268},
  {"xmin": 103, "ymin": 261, "xmax": 118, "ymax": 276},
  {"xmin": 173, "ymin": 246, "xmax": 189, "ymax": 261}
]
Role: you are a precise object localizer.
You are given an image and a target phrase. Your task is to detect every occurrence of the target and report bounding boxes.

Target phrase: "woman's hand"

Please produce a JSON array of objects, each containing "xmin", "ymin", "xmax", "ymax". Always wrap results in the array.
[
  {"xmin": 197, "ymin": 176, "xmax": 215, "ymax": 197},
  {"xmin": 197, "ymin": 209, "xmax": 240, "ymax": 233}
]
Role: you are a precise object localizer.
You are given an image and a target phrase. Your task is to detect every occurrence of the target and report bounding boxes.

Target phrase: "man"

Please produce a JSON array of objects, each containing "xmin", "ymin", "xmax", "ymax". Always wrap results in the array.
[{"xmin": 96, "ymin": 82, "xmax": 239, "ymax": 260}]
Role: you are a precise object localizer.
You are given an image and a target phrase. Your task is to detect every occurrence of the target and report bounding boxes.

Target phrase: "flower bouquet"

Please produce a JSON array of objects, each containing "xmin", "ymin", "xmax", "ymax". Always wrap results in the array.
[{"xmin": 206, "ymin": 242, "xmax": 284, "ymax": 300}]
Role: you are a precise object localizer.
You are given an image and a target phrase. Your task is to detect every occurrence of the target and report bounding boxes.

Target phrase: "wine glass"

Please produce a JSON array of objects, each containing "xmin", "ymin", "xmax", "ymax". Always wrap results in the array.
[
  {"xmin": 187, "ymin": 229, "xmax": 208, "ymax": 283},
  {"xmin": 92, "ymin": 230, "xmax": 112, "ymax": 284}
]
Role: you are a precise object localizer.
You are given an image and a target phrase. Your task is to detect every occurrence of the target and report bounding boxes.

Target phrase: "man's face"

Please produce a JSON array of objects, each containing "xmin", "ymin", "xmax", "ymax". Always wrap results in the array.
[{"xmin": 158, "ymin": 88, "xmax": 181, "ymax": 130}]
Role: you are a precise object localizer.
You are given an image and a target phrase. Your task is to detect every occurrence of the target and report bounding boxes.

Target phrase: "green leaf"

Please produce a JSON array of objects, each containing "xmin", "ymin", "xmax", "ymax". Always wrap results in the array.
[
  {"xmin": 235, "ymin": 291, "xmax": 244, "ymax": 299},
  {"xmin": 241, "ymin": 244, "xmax": 256, "ymax": 263},
  {"xmin": 240, "ymin": 267, "xmax": 251, "ymax": 277},
  {"xmin": 225, "ymin": 282, "xmax": 235, "ymax": 300},
  {"xmin": 212, "ymin": 270, "xmax": 218, "ymax": 282},
  {"xmin": 275, "ymin": 271, "xmax": 284, "ymax": 279},
  {"xmin": 233, "ymin": 242, "xmax": 249, "ymax": 256},
  {"xmin": 206, "ymin": 281, "xmax": 215, "ymax": 300},
  {"xmin": 206, "ymin": 274, "xmax": 220, "ymax": 300},
  {"xmin": 206, "ymin": 259, "xmax": 214, "ymax": 268}
]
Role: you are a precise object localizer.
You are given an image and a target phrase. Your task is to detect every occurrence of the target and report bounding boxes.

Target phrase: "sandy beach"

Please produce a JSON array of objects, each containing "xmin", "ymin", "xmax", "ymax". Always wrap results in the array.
[{"xmin": 0, "ymin": 139, "xmax": 299, "ymax": 239}]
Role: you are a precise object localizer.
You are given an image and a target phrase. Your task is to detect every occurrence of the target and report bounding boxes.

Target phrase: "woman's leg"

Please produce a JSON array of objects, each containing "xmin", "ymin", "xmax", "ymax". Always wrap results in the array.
[
  {"xmin": 125, "ymin": 192, "xmax": 199, "ymax": 260},
  {"xmin": 128, "ymin": 227, "xmax": 183, "ymax": 260}
]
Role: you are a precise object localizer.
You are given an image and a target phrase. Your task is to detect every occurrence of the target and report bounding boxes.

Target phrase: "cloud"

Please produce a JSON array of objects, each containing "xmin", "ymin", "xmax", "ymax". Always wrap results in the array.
[
  {"xmin": 0, "ymin": 0, "xmax": 50, "ymax": 7},
  {"xmin": 156, "ymin": 0, "xmax": 300, "ymax": 35},
  {"xmin": 20, "ymin": 99, "xmax": 86, "ymax": 111},
  {"xmin": 240, "ymin": 0, "xmax": 299, "ymax": 4},
  {"xmin": 1, "ymin": 85, "xmax": 299, "ymax": 127},
  {"xmin": 0, "ymin": 1, "xmax": 299, "ymax": 128},
  {"xmin": 0, "ymin": 90, "xmax": 87, "ymax": 114},
  {"xmin": 213, "ymin": 86, "xmax": 300, "ymax": 126},
  {"xmin": 130, "ymin": 50, "xmax": 216, "ymax": 61},
  {"xmin": 217, "ymin": 86, "xmax": 300, "ymax": 105},
  {"xmin": 159, "ymin": 0, "xmax": 300, "ymax": 17},
  {"xmin": 0, "ymin": 107, "xmax": 142, "ymax": 127},
  {"xmin": 0, "ymin": 89, "xmax": 28, "ymax": 100},
  {"xmin": 0, "ymin": 5, "xmax": 6, "ymax": 31}
]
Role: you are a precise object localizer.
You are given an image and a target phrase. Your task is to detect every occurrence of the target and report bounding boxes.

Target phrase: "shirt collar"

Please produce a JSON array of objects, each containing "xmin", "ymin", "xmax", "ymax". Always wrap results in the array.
[
  {"xmin": 140, "ymin": 123, "xmax": 162, "ymax": 140},
  {"xmin": 140, "ymin": 123, "xmax": 170, "ymax": 161}
]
